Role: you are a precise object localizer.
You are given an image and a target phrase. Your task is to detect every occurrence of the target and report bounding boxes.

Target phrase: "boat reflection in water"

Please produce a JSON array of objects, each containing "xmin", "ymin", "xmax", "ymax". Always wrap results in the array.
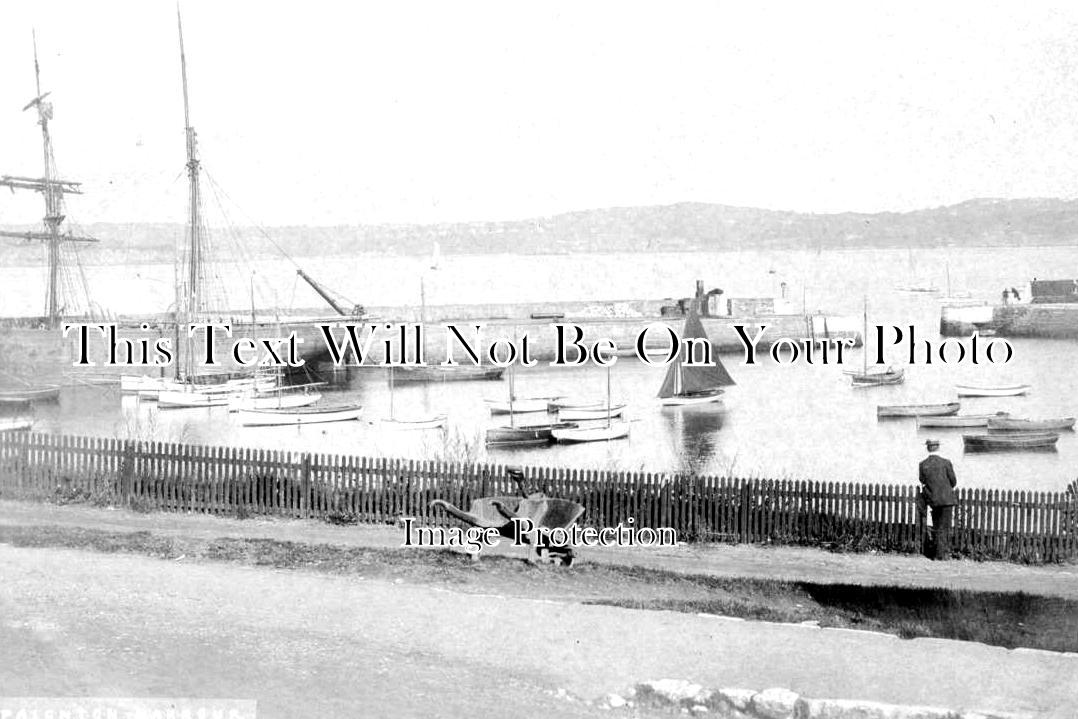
[{"xmin": 663, "ymin": 404, "xmax": 728, "ymax": 476}]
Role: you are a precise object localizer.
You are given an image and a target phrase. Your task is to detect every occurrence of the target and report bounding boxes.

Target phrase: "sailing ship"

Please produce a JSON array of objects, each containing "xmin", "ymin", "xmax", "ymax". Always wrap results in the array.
[
  {"xmin": 657, "ymin": 308, "xmax": 735, "ymax": 406},
  {"xmin": 0, "ymin": 23, "xmax": 367, "ymax": 386},
  {"xmin": 0, "ymin": 32, "xmax": 99, "ymax": 393}
]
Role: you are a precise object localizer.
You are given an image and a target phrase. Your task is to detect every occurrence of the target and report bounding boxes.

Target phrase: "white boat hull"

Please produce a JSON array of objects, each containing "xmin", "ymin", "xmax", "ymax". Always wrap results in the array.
[
  {"xmin": 552, "ymin": 423, "xmax": 630, "ymax": 443},
  {"xmin": 381, "ymin": 414, "xmax": 448, "ymax": 430},
  {"xmin": 229, "ymin": 393, "xmax": 322, "ymax": 411},
  {"xmin": 237, "ymin": 405, "xmax": 363, "ymax": 426},
  {"xmin": 485, "ymin": 398, "xmax": 557, "ymax": 414},
  {"xmin": 157, "ymin": 390, "xmax": 235, "ymax": 408},
  {"xmin": 0, "ymin": 418, "xmax": 32, "ymax": 432},
  {"xmin": 660, "ymin": 393, "xmax": 724, "ymax": 407},
  {"xmin": 558, "ymin": 405, "xmax": 626, "ymax": 421},
  {"xmin": 955, "ymin": 384, "xmax": 1030, "ymax": 397}
]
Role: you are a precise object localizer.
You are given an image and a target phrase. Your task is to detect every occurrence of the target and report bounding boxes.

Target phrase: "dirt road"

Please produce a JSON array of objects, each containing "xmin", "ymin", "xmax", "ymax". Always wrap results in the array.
[
  {"xmin": 2, "ymin": 541, "xmax": 1077, "ymax": 717},
  {"xmin": 3, "ymin": 499, "xmax": 1077, "ymax": 598}
]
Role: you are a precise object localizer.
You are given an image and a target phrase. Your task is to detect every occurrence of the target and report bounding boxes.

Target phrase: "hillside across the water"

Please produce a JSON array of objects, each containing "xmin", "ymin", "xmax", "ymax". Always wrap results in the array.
[{"xmin": 2, "ymin": 198, "xmax": 1077, "ymax": 264}]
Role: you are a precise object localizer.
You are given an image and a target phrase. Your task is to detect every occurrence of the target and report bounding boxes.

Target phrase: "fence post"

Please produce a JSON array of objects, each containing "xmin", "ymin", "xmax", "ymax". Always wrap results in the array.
[
  {"xmin": 301, "ymin": 453, "xmax": 312, "ymax": 519},
  {"xmin": 121, "ymin": 440, "xmax": 137, "ymax": 505}
]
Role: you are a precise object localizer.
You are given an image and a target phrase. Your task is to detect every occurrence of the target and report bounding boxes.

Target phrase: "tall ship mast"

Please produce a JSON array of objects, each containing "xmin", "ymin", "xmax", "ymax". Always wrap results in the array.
[{"xmin": 0, "ymin": 31, "xmax": 98, "ymax": 327}]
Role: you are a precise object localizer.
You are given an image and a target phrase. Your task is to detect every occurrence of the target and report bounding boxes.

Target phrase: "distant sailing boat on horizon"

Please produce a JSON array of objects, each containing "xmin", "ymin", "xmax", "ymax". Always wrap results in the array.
[{"xmin": 657, "ymin": 307, "xmax": 735, "ymax": 407}]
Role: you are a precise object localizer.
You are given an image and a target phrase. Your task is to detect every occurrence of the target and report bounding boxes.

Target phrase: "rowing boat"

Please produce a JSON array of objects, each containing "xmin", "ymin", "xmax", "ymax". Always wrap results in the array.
[
  {"xmin": 954, "ymin": 383, "xmax": 1030, "ymax": 397},
  {"xmin": 916, "ymin": 412, "xmax": 1008, "ymax": 428},
  {"xmin": 877, "ymin": 402, "xmax": 960, "ymax": 418},
  {"xmin": 237, "ymin": 404, "xmax": 363, "ymax": 426},
  {"xmin": 228, "ymin": 392, "xmax": 322, "ymax": 412},
  {"xmin": 380, "ymin": 413, "xmax": 448, "ymax": 430},
  {"xmin": 551, "ymin": 422, "xmax": 630, "ymax": 443},
  {"xmin": 485, "ymin": 397, "xmax": 560, "ymax": 414},
  {"xmin": 987, "ymin": 417, "xmax": 1076, "ymax": 432},
  {"xmin": 962, "ymin": 432, "xmax": 1059, "ymax": 451},
  {"xmin": 0, "ymin": 417, "xmax": 32, "ymax": 432},
  {"xmin": 558, "ymin": 404, "xmax": 627, "ymax": 421},
  {"xmin": 0, "ymin": 385, "xmax": 61, "ymax": 404},
  {"xmin": 485, "ymin": 422, "xmax": 577, "ymax": 446},
  {"xmin": 393, "ymin": 365, "xmax": 505, "ymax": 382}
]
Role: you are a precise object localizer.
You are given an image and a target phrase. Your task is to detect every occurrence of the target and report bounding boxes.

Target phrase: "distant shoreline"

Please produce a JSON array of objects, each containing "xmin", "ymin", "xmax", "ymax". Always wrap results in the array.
[{"xmin": 2, "ymin": 241, "xmax": 1078, "ymax": 269}]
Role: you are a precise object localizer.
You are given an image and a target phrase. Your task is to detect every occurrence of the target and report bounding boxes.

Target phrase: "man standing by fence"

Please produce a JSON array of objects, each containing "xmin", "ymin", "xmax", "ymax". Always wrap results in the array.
[{"xmin": 918, "ymin": 439, "xmax": 958, "ymax": 560}]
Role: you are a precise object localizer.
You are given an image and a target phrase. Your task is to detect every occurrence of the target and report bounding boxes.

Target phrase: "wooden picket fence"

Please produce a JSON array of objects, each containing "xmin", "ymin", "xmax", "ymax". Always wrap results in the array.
[{"xmin": 1, "ymin": 432, "xmax": 1076, "ymax": 563}]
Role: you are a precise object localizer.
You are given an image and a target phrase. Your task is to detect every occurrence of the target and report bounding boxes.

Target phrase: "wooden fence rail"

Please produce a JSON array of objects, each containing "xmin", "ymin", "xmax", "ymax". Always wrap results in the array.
[{"xmin": 1, "ymin": 432, "xmax": 1075, "ymax": 563}]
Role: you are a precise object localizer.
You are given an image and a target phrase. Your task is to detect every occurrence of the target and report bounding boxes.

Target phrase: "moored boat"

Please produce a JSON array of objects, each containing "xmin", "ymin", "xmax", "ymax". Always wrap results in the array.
[
  {"xmin": 558, "ymin": 404, "xmax": 627, "ymax": 421},
  {"xmin": 657, "ymin": 307, "xmax": 735, "ymax": 406},
  {"xmin": 229, "ymin": 392, "xmax": 322, "ymax": 412},
  {"xmin": 393, "ymin": 365, "xmax": 505, "ymax": 383},
  {"xmin": 380, "ymin": 413, "xmax": 448, "ymax": 430},
  {"xmin": 237, "ymin": 404, "xmax": 363, "ymax": 427},
  {"xmin": 551, "ymin": 421, "xmax": 630, "ymax": 443},
  {"xmin": 0, "ymin": 385, "xmax": 61, "ymax": 404},
  {"xmin": 850, "ymin": 367, "xmax": 905, "ymax": 387},
  {"xmin": 157, "ymin": 390, "xmax": 235, "ymax": 408},
  {"xmin": 987, "ymin": 417, "xmax": 1076, "ymax": 432},
  {"xmin": 916, "ymin": 412, "xmax": 1008, "ymax": 428},
  {"xmin": 485, "ymin": 397, "xmax": 559, "ymax": 414},
  {"xmin": 547, "ymin": 397, "xmax": 605, "ymax": 412},
  {"xmin": 962, "ymin": 432, "xmax": 1059, "ymax": 452},
  {"xmin": 0, "ymin": 417, "xmax": 33, "ymax": 432},
  {"xmin": 955, "ymin": 383, "xmax": 1030, "ymax": 397},
  {"xmin": 877, "ymin": 402, "xmax": 960, "ymax": 418},
  {"xmin": 485, "ymin": 422, "xmax": 577, "ymax": 446}
]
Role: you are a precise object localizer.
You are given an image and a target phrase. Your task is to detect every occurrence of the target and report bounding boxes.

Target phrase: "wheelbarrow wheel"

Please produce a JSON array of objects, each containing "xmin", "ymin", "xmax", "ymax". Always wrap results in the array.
[{"xmin": 548, "ymin": 546, "xmax": 575, "ymax": 567}]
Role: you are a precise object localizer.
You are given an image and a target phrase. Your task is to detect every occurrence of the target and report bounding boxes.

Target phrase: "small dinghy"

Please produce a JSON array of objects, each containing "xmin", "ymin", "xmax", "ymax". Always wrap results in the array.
[
  {"xmin": 0, "ymin": 385, "xmax": 61, "ymax": 404},
  {"xmin": 157, "ymin": 390, "xmax": 235, "ymax": 408},
  {"xmin": 916, "ymin": 412, "xmax": 1008, "ymax": 428},
  {"xmin": 987, "ymin": 417, "xmax": 1076, "ymax": 432},
  {"xmin": 485, "ymin": 397, "xmax": 559, "ymax": 414},
  {"xmin": 0, "ymin": 417, "xmax": 33, "ymax": 432},
  {"xmin": 237, "ymin": 404, "xmax": 363, "ymax": 427},
  {"xmin": 877, "ymin": 402, "xmax": 960, "ymax": 418},
  {"xmin": 551, "ymin": 421, "xmax": 630, "ymax": 443},
  {"xmin": 229, "ymin": 392, "xmax": 322, "ymax": 412},
  {"xmin": 381, "ymin": 413, "xmax": 447, "ymax": 430},
  {"xmin": 955, "ymin": 383, "xmax": 1030, "ymax": 397},
  {"xmin": 485, "ymin": 422, "xmax": 577, "ymax": 446},
  {"xmin": 558, "ymin": 404, "xmax": 626, "ymax": 421},
  {"xmin": 962, "ymin": 431, "xmax": 1059, "ymax": 451}
]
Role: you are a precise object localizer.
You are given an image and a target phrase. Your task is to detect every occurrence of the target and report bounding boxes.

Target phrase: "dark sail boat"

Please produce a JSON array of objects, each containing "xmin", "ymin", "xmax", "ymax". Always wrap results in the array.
[{"xmin": 657, "ymin": 308, "xmax": 735, "ymax": 406}]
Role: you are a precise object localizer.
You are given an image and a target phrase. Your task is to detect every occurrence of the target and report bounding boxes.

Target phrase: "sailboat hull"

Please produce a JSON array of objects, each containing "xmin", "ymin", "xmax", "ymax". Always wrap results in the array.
[
  {"xmin": 381, "ymin": 413, "xmax": 447, "ymax": 430},
  {"xmin": 552, "ymin": 423, "xmax": 630, "ymax": 443},
  {"xmin": 557, "ymin": 405, "xmax": 626, "ymax": 421},
  {"xmin": 660, "ymin": 389, "xmax": 724, "ymax": 407}
]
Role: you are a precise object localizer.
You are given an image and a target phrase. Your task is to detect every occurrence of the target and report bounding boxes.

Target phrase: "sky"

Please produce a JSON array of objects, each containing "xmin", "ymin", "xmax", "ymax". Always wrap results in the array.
[{"xmin": 1, "ymin": 1, "xmax": 1078, "ymax": 226}]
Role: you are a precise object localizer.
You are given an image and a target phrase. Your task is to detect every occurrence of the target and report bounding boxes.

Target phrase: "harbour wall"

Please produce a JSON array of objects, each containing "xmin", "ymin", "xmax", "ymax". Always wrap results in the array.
[
  {"xmin": 1, "ymin": 302, "xmax": 860, "ymax": 383},
  {"xmin": 940, "ymin": 302, "xmax": 1078, "ymax": 339}
]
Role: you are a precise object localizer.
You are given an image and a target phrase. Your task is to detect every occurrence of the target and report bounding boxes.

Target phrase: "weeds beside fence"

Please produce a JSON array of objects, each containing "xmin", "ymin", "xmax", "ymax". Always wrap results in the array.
[{"xmin": 1, "ymin": 432, "xmax": 1076, "ymax": 563}]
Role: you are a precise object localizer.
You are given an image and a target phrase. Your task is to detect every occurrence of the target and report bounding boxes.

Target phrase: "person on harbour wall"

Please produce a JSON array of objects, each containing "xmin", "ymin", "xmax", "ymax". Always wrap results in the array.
[{"xmin": 918, "ymin": 438, "xmax": 958, "ymax": 560}]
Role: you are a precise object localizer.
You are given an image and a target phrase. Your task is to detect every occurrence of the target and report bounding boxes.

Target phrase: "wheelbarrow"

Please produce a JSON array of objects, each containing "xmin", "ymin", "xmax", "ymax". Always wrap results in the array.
[{"xmin": 430, "ymin": 467, "xmax": 585, "ymax": 566}]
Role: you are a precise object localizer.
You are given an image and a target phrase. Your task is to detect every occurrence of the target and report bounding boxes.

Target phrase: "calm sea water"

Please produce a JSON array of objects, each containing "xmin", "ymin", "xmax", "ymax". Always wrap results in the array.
[{"xmin": 5, "ymin": 245, "xmax": 1078, "ymax": 491}]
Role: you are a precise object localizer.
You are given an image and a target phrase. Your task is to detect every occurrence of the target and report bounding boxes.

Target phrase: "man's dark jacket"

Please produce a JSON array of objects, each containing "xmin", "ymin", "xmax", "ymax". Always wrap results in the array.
[{"xmin": 918, "ymin": 454, "xmax": 957, "ymax": 507}]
